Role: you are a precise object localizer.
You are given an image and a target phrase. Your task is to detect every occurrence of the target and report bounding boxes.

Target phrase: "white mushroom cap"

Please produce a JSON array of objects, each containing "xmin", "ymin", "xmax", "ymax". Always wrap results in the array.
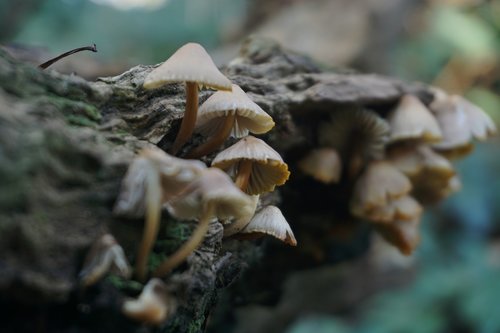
[
  {"xmin": 238, "ymin": 205, "xmax": 297, "ymax": 246},
  {"xmin": 297, "ymin": 147, "xmax": 342, "ymax": 184},
  {"xmin": 222, "ymin": 194, "xmax": 260, "ymax": 237},
  {"xmin": 454, "ymin": 95, "xmax": 496, "ymax": 140},
  {"xmin": 122, "ymin": 278, "xmax": 176, "ymax": 326},
  {"xmin": 363, "ymin": 195, "xmax": 423, "ymax": 224},
  {"xmin": 195, "ymin": 84, "xmax": 275, "ymax": 138},
  {"xmin": 143, "ymin": 42, "xmax": 232, "ymax": 91},
  {"xmin": 166, "ymin": 167, "xmax": 256, "ymax": 222},
  {"xmin": 388, "ymin": 95, "xmax": 442, "ymax": 143}
]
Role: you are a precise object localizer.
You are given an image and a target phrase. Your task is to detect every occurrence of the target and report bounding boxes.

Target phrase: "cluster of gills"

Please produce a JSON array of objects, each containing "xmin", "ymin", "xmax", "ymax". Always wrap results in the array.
[
  {"xmin": 78, "ymin": 43, "xmax": 295, "ymax": 326},
  {"xmin": 298, "ymin": 92, "xmax": 496, "ymax": 255}
]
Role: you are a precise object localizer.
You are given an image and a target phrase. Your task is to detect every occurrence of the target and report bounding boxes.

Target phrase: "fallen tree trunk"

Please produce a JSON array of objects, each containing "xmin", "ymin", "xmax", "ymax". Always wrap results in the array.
[{"xmin": 0, "ymin": 36, "xmax": 431, "ymax": 332}]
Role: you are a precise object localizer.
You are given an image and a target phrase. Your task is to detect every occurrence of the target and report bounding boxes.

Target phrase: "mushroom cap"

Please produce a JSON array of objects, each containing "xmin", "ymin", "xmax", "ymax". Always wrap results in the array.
[
  {"xmin": 454, "ymin": 95, "xmax": 496, "ymax": 140},
  {"xmin": 143, "ymin": 42, "xmax": 232, "ymax": 91},
  {"xmin": 375, "ymin": 218, "xmax": 421, "ymax": 255},
  {"xmin": 350, "ymin": 161, "xmax": 412, "ymax": 216},
  {"xmin": 388, "ymin": 94, "xmax": 442, "ymax": 143},
  {"xmin": 166, "ymin": 167, "xmax": 256, "ymax": 222},
  {"xmin": 297, "ymin": 147, "xmax": 342, "ymax": 184},
  {"xmin": 318, "ymin": 108, "xmax": 389, "ymax": 160},
  {"xmin": 222, "ymin": 194, "xmax": 260, "ymax": 237},
  {"xmin": 362, "ymin": 195, "xmax": 423, "ymax": 224},
  {"xmin": 238, "ymin": 205, "xmax": 297, "ymax": 246},
  {"xmin": 212, "ymin": 135, "xmax": 290, "ymax": 195},
  {"xmin": 195, "ymin": 84, "xmax": 275, "ymax": 138},
  {"xmin": 122, "ymin": 278, "xmax": 176, "ymax": 325},
  {"xmin": 113, "ymin": 148, "xmax": 206, "ymax": 218}
]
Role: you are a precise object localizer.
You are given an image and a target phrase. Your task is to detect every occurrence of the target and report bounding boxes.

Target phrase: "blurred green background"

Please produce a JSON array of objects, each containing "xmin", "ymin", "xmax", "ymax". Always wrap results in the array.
[{"xmin": 1, "ymin": 0, "xmax": 499, "ymax": 332}]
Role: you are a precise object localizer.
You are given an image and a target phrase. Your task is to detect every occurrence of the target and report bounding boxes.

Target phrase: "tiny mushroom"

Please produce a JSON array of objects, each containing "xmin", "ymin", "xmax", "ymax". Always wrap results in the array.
[
  {"xmin": 365, "ymin": 195, "xmax": 423, "ymax": 224},
  {"xmin": 143, "ymin": 43, "xmax": 232, "ymax": 155},
  {"xmin": 79, "ymin": 234, "xmax": 131, "ymax": 288},
  {"xmin": 387, "ymin": 94, "xmax": 442, "ymax": 144},
  {"xmin": 154, "ymin": 167, "xmax": 256, "ymax": 277},
  {"xmin": 375, "ymin": 218, "xmax": 421, "ymax": 255},
  {"xmin": 185, "ymin": 84, "xmax": 275, "ymax": 158},
  {"xmin": 211, "ymin": 135, "xmax": 290, "ymax": 195},
  {"xmin": 318, "ymin": 108, "xmax": 389, "ymax": 178},
  {"xmin": 235, "ymin": 205, "xmax": 297, "ymax": 246},
  {"xmin": 297, "ymin": 147, "xmax": 342, "ymax": 184},
  {"xmin": 114, "ymin": 148, "xmax": 206, "ymax": 282},
  {"xmin": 122, "ymin": 278, "xmax": 176, "ymax": 326}
]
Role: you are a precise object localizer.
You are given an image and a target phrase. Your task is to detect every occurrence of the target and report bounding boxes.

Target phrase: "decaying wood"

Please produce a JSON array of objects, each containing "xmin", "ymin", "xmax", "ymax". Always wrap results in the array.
[{"xmin": 0, "ymin": 36, "xmax": 431, "ymax": 332}]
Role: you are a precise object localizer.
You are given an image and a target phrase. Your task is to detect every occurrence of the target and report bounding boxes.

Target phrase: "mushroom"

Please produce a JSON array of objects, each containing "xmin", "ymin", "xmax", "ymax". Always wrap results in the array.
[
  {"xmin": 350, "ymin": 161, "xmax": 412, "ymax": 218},
  {"xmin": 185, "ymin": 84, "xmax": 275, "ymax": 158},
  {"xmin": 143, "ymin": 43, "xmax": 232, "ymax": 155},
  {"xmin": 154, "ymin": 168, "xmax": 255, "ymax": 277},
  {"xmin": 387, "ymin": 94, "xmax": 442, "ymax": 144},
  {"xmin": 221, "ymin": 194, "xmax": 260, "ymax": 237},
  {"xmin": 122, "ymin": 278, "xmax": 176, "ymax": 326},
  {"xmin": 375, "ymin": 218, "xmax": 421, "ymax": 255},
  {"xmin": 318, "ymin": 108, "xmax": 389, "ymax": 178},
  {"xmin": 297, "ymin": 147, "xmax": 342, "ymax": 184},
  {"xmin": 211, "ymin": 135, "xmax": 290, "ymax": 195},
  {"xmin": 234, "ymin": 205, "xmax": 297, "ymax": 246},
  {"xmin": 364, "ymin": 195, "xmax": 423, "ymax": 224},
  {"xmin": 79, "ymin": 234, "xmax": 131, "ymax": 287},
  {"xmin": 114, "ymin": 148, "xmax": 206, "ymax": 281}
]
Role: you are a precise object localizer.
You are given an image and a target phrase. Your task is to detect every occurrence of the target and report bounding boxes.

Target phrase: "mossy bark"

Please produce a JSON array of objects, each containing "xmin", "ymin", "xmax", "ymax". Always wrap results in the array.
[{"xmin": 0, "ymin": 36, "xmax": 431, "ymax": 333}]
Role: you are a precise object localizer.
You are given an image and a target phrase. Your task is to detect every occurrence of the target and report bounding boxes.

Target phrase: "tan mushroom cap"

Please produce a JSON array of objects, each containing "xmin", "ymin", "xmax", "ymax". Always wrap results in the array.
[
  {"xmin": 298, "ymin": 147, "xmax": 342, "ymax": 184},
  {"xmin": 375, "ymin": 218, "xmax": 421, "ymax": 255},
  {"xmin": 143, "ymin": 43, "xmax": 232, "ymax": 90},
  {"xmin": 364, "ymin": 195, "xmax": 423, "ymax": 224},
  {"xmin": 454, "ymin": 95, "xmax": 496, "ymax": 140},
  {"xmin": 166, "ymin": 167, "xmax": 256, "ymax": 222},
  {"xmin": 195, "ymin": 84, "xmax": 275, "ymax": 138},
  {"xmin": 388, "ymin": 94, "xmax": 442, "ymax": 143},
  {"xmin": 212, "ymin": 135, "xmax": 290, "ymax": 195},
  {"xmin": 350, "ymin": 161, "xmax": 412, "ymax": 217},
  {"xmin": 319, "ymin": 108, "xmax": 389, "ymax": 160},
  {"xmin": 238, "ymin": 205, "xmax": 297, "ymax": 246},
  {"xmin": 222, "ymin": 194, "xmax": 260, "ymax": 237},
  {"xmin": 122, "ymin": 278, "xmax": 176, "ymax": 326}
]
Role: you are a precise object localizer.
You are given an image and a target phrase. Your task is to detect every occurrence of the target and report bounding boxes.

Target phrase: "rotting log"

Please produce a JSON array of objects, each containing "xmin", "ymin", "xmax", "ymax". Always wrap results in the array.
[{"xmin": 0, "ymin": 36, "xmax": 431, "ymax": 332}]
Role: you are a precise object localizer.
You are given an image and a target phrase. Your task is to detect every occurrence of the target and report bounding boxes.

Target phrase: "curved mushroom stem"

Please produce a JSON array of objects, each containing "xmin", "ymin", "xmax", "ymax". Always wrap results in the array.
[
  {"xmin": 153, "ymin": 205, "xmax": 214, "ymax": 278},
  {"xmin": 171, "ymin": 81, "xmax": 199, "ymax": 155},
  {"xmin": 135, "ymin": 168, "xmax": 162, "ymax": 282},
  {"xmin": 39, "ymin": 44, "xmax": 97, "ymax": 69},
  {"xmin": 234, "ymin": 159, "xmax": 253, "ymax": 191},
  {"xmin": 184, "ymin": 114, "xmax": 235, "ymax": 159}
]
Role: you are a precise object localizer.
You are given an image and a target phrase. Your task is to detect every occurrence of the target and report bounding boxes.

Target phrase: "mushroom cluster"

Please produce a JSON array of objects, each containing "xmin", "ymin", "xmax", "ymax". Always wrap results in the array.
[
  {"xmin": 80, "ymin": 43, "xmax": 295, "ymax": 326},
  {"xmin": 298, "ymin": 91, "xmax": 496, "ymax": 255}
]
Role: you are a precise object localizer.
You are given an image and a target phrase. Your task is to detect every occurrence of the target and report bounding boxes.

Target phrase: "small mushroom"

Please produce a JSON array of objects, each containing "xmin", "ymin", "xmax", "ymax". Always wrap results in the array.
[
  {"xmin": 235, "ymin": 205, "xmax": 297, "ymax": 246},
  {"xmin": 297, "ymin": 147, "xmax": 342, "ymax": 184},
  {"xmin": 211, "ymin": 135, "xmax": 290, "ymax": 195},
  {"xmin": 364, "ymin": 195, "xmax": 423, "ymax": 224},
  {"xmin": 350, "ymin": 161, "xmax": 412, "ymax": 217},
  {"xmin": 221, "ymin": 194, "xmax": 260, "ymax": 237},
  {"xmin": 79, "ymin": 234, "xmax": 131, "ymax": 288},
  {"xmin": 155, "ymin": 168, "xmax": 255, "ymax": 277},
  {"xmin": 122, "ymin": 278, "xmax": 176, "ymax": 326},
  {"xmin": 375, "ymin": 218, "xmax": 421, "ymax": 255},
  {"xmin": 318, "ymin": 108, "xmax": 389, "ymax": 178},
  {"xmin": 185, "ymin": 84, "xmax": 275, "ymax": 158},
  {"xmin": 387, "ymin": 94, "xmax": 442, "ymax": 143},
  {"xmin": 114, "ymin": 148, "xmax": 206, "ymax": 281},
  {"xmin": 143, "ymin": 43, "xmax": 232, "ymax": 154}
]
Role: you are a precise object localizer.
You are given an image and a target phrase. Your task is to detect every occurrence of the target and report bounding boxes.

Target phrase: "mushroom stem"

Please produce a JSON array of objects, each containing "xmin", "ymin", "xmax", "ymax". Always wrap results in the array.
[
  {"xmin": 135, "ymin": 168, "xmax": 162, "ymax": 282},
  {"xmin": 154, "ymin": 205, "xmax": 214, "ymax": 278},
  {"xmin": 234, "ymin": 159, "xmax": 253, "ymax": 191},
  {"xmin": 184, "ymin": 113, "xmax": 235, "ymax": 159},
  {"xmin": 171, "ymin": 81, "xmax": 199, "ymax": 155},
  {"xmin": 39, "ymin": 44, "xmax": 97, "ymax": 69}
]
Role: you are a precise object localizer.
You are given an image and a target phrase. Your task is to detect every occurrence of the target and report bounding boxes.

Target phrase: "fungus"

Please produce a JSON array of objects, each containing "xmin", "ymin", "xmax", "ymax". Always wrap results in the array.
[
  {"xmin": 186, "ymin": 84, "xmax": 275, "ymax": 158},
  {"xmin": 318, "ymin": 108, "xmax": 389, "ymax": 178},
  {"xmin": 235, "ymin": 205, "xmax": 297, "ymax": 246},
  {"xmin": 155, "ymin": 168, "xmax": 255, "ymax": 277},
  {"xmin": 297, "ymin": 147, "xmax": 341, "ymax": 184},
  {"xmin": 122, "ymin": 278, "xmax": 176, "ymax": 326},
  {"xmin": 221, "ymin": 194, "xmax": 260, "ymax": 237},
  {"xmin": 350, "ymin": 161, "xmax": 412, "ymax": 218},
  {"xmin": 211, "ymin": 135, "xmax": 290, "ymax": 195},
  {"xmin": 143, "ymin": 43, "xmax": 232, "ymax": 154},
  {"xmin": 375, "ymin": 218, "xmax": 421, "ymax": 255},
  {"xmin": 79, "ymin": 234, "xmax": 131, "ymax": 288},
  {"xmin": 387, "ymin": 94, "xmax": 442, "ymax": 143},
  {"xmin": 364, "ymin": 195, "xmax": 422, "ymax": 224},
  {"xmin": 114, "ymin": 148, "xmax": 206, "ymax": 281}
]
